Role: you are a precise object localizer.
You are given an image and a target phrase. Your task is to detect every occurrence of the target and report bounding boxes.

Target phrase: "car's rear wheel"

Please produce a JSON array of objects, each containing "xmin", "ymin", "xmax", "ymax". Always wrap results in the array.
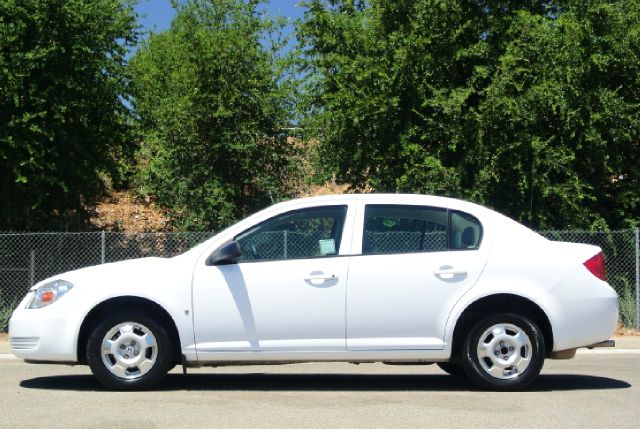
[
  {"xmin": 462, "ymin": 313, "xmax": 545, "ymax": 391},
  {"xmin": 86, "ymin": 312, "xmax": 173, "ymax": 390},
  {"xmin": 436, "ymin": 362, "xmax": 467, "ymax": 377}
]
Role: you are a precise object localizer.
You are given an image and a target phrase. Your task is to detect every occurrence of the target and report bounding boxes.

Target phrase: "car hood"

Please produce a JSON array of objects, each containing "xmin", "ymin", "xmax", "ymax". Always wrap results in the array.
[{"xmin": 33, "ymin": 257, "xmax": 179, "ymax": 292}]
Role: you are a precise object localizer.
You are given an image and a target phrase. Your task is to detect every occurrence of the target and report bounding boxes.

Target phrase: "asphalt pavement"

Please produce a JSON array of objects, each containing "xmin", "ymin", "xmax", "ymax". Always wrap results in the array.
[{"xmin": 0, "ymin": 336, "xmax": 639, "ymax": 428}]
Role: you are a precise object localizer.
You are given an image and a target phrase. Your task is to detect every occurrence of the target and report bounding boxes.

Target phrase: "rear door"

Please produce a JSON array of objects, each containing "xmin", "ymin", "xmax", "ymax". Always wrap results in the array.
[{"xmin": 346, "ymin": 204, "xmax": 490, "ymax": 350}]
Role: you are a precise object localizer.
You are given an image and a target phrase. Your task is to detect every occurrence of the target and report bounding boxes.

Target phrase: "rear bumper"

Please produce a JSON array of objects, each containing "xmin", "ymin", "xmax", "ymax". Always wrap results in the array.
[
  {"xmin": 549, "ymin": 339, "xmax": 615, "ymax": 359},
  {"xmin": 587, "ymin": 339, "xmax": 616, "ymax": 349},
  {"xmin": 551, "ymin": 292, "xmax": 619, "ymax": 352}
]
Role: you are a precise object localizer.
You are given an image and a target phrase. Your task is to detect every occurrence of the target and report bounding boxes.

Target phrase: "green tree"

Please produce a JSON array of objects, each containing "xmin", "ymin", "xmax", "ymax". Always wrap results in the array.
[
  {"xmin": 131, "ymin": 0, "xmax": 297, "ymax": 231},
  {"xmin": 298, "ymin": 0, "xmax": 640, "ymax": 229},
  {"xmin": 0, "ymin": 0, "xmax": 139, "ymax": 230},
  {"xmin": 475, "ymin": 2, "xmax": 640, "ymax": 229}
]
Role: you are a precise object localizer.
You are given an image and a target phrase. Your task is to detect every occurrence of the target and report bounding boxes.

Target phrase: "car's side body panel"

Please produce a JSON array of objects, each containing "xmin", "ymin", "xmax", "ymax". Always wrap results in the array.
[
  {"xmin": 345, "ymin": 249, "xmax": 490, "ymax": 350},
  {"xmin": 192, "ymin": 256, "xmax": 350, "ymax": 355},
  {"xmin": 446, "ymin": 227, "xmax": 619, "ymax": 353},
  {"xmin": 11, "ymin": 256, "xmax": 196, "ymax": 362}
]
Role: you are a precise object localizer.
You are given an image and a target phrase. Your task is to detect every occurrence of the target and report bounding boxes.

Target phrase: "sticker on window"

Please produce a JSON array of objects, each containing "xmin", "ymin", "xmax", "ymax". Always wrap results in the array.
[{"xmin": 319, "ymin": 239, "xmax": 337, "ymax": 256}]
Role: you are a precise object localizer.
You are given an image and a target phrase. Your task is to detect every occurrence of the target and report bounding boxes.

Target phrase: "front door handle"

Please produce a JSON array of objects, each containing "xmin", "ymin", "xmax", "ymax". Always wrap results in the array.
[
  {"xmin": 304, "ymin": 273, "xmax": 337, "ymax": 281},
  {"xmin": 304, "ymin": 272, "xmax": 337, "ymax": 285}
]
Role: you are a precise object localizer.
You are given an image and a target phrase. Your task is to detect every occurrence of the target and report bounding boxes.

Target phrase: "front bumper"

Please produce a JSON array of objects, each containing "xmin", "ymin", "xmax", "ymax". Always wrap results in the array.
[{"xmin": 8, "ymin": 293, "xmax": 79, "ymax": 362}]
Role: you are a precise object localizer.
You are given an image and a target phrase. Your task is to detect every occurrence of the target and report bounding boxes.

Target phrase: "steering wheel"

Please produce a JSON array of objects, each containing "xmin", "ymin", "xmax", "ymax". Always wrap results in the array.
[{"xmin": 249, "ymin": 243, "xmax": 260, "ymax": 259}]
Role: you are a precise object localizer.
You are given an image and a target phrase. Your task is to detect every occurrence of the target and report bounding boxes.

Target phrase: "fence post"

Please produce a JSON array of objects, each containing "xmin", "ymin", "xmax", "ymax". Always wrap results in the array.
[
  {"xmin": 635, "ymin": 227, "xmax": 639, "ymax": 330},
  {"xmin": 101, "ymin": 231, "xmax": 106, "ymax": 265},
  {"xmin": 29, "ymin": 249, "xmax": 35, "ymax": 287},
  {"xmin": 283, "ymin": 230, "xmax": 288, "ymax": 259}
]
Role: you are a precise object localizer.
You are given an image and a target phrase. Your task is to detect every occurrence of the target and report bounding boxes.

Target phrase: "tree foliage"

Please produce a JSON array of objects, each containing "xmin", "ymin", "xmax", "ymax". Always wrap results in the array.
[
  {"xmin": 0, "ymin": 0, "xmax": 138, "ymax": 230},
  {"xmin": 298, "ymin": 0, "xmax": 640, "ymax": 229},
  {"xmin": 2, "ymin": 0, "xmax": 639, "ymax": 232},
  {"xmin": 130, "ymin": 0, "xmax": 297, "ymax": 231}
]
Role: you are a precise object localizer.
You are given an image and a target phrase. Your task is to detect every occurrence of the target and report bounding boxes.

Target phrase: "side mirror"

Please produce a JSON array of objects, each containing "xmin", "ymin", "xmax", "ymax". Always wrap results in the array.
[{"xmin": 206, "ymin": 241, "xmax": 242, "ymax": 266}]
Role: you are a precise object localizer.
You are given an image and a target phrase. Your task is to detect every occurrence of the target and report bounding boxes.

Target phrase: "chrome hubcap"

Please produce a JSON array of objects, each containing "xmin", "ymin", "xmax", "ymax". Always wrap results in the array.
[
  {"xmin": 476, "ymin": 323, "xmax": 532, "ymax": 380},
  {"xmin": 101, "ymin": 322, "xmax": 158, "ymax": 380}
]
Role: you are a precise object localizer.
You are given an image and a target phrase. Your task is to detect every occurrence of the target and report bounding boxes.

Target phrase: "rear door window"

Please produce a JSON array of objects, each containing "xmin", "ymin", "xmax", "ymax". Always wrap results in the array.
[
  {"xmin": 362, "ymin": 205, "xmax": 482, "ymax": 254},
  {"xmin": 363, "ymin": 205, "xmax": 448, "ymax": 254}
]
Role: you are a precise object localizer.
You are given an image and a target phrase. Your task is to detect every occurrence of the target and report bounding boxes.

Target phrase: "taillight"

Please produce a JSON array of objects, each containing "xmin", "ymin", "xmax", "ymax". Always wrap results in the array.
[{"xmin": 583, "ymin": 252, "xmax": 606, "ymax": 281}]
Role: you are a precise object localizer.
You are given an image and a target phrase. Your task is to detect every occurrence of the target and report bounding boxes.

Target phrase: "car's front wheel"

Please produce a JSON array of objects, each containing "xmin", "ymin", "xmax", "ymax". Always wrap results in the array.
[
  {"xmin": 86, "ymin": 312, "xmax": 173, "ymax": 390},
  {"xmin": 462, "ymin": 313, "xmax": 545, "ymax": 391}
]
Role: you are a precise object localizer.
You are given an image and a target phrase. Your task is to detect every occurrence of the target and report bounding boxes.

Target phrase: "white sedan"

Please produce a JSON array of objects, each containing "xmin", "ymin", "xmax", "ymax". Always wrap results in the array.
[{"xmin": 9, "ymin": 194, "xmax": 618, "ymax": 390}]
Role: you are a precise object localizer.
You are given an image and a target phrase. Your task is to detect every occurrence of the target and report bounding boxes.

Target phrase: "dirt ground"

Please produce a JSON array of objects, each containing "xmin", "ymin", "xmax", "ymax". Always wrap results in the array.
[
  {"xmin": 89, "ymin": 190, "xmax": 173, "ymax": 232},
  {"xmin": 89, "ymin": 182, "xmax": 353, "ymax": 233},
  {"xmin": 616, "ymin": 324, "xmax": 640, "ymax": 336}
]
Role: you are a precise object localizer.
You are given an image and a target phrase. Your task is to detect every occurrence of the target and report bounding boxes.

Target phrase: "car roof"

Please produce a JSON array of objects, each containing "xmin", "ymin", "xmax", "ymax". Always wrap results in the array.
[{"xmin": 271, "ymin": 193, "xmax": 489, "ymax": 213}]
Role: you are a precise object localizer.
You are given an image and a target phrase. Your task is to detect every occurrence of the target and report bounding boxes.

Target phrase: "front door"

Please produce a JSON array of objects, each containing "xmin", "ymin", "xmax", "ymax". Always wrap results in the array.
[{"xmin": 192, "ymin": 205, "xmax": 350, "ymax": 357}]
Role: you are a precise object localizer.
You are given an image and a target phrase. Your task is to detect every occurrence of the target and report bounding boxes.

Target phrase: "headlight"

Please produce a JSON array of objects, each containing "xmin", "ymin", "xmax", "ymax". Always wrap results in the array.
[{"xmin": 28, "ymin": 280, "xmax": 74, "ymax": 309}]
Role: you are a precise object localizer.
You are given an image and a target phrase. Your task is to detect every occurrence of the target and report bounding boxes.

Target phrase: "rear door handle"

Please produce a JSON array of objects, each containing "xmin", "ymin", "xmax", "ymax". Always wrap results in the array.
[{"xmin": 434, "ymin": 265, "xmax": 467, "ymax": 280}]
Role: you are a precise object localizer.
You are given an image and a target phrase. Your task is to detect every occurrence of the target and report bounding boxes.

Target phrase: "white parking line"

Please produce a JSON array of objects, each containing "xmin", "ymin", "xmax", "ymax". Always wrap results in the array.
[
  {"xmin": 576, "ymin": 348, "xmax": 640, "ymax": 355},
  {"xmin": 0, "ymin": 354, "xmax": 18, "ymax": 361}
]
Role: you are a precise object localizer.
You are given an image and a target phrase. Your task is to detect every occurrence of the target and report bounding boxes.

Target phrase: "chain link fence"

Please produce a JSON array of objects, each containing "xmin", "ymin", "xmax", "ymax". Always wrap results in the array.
[
  {"xmin": 1, "ymin": 229, "xmax": 639, "ymax": 329},
  {"xmin": 0, "ymin": 232, "xmax": 212, "ymax": 320}
]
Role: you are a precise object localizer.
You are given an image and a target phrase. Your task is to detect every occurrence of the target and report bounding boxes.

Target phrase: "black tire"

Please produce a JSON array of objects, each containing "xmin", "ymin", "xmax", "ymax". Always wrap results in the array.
[
  {"xmin": 86, "ymin": 312, "xmax": 174, "ymax": 390},
  {"xmin": 462, "ymin": 313, "xmax": 545, "ymax": 391},
  {"xmin": 437, "ymin": 362, "xmax": 467, "ymax": 377}
]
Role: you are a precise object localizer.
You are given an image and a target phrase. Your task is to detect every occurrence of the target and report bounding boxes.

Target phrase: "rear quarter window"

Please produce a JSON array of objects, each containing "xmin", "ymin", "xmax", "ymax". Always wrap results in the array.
[{"xmin": 450, "ymin": 210, "xmax": 482, "ymax": 250}]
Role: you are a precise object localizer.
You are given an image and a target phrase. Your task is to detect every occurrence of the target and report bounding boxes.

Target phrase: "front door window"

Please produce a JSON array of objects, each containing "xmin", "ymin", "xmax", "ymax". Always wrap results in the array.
[{"xmin": 235, "ymin": 206, "xmax": 347, "ymax": 261}]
